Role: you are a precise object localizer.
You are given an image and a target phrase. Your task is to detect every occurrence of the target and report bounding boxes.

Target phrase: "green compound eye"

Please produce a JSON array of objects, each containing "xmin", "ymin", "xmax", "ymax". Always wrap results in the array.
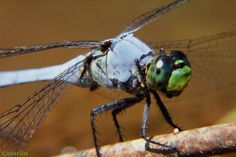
[
  {"xmin": 146, "ymin": 56, "xmax": 173, "ymax": 90},
  {"xmin": 146, "ymin": 51, "xmax": 191, "ymax": 98}
]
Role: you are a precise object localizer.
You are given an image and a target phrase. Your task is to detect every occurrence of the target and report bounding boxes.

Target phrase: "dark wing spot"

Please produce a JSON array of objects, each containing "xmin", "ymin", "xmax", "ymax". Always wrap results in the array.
[{"xmin": 100, "ymin": 41, "xmax": 112, "ymax": 52}]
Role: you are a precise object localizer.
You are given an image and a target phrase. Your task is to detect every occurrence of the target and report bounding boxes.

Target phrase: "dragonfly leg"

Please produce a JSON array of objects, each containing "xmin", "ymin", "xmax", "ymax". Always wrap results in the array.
[
  {"xmin": 111, "ymin": 95, "xmax": 143, "ymax": 142},
  {"xmin": 134, "ymin": 59, "xmax": 177, "ymax": 153},
  {"xmin": 140, "ymin": 89, "xmax": 151, "ymax": 139},
  {"xmin": 151, "ymin": 90, "xmax": 182, "ymax": 131},
  {"xmin": 141, "ymin": 95, "xmax": 177, "ymax": 153},
  {"xmin": 90, "ymin": 95, "xmax": 143, "ymax": 157},
  {"xmin": 111, "ymin": 108, "xmax": 126, "ymax": 142},
  {"xmin": 133, "ymin": 59, "xmax": 154, "ymax": 139}
]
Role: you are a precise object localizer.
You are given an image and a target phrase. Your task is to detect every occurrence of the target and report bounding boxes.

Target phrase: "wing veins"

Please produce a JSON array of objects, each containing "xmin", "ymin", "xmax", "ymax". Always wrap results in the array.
[
  {"xmin": 120, "ymin": 0, "xmax": 189, "ymax": 35},
  {"xmin": 0, "ymin": 57, "xmax": 86, "ymax": 150},
  {"xmin": 0, "ymin": 40, "xmax": 101, "ymax": 58}
]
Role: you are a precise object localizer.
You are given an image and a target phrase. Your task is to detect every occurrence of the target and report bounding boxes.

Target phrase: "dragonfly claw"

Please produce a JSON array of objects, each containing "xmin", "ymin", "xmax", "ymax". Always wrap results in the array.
[{"xmin": 144, "ymin": 136, "xmax": 177, "ymax": 154}]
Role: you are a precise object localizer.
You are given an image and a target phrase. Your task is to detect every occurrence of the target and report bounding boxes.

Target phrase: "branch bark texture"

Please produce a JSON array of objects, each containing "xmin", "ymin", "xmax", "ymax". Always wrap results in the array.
[{"xmin": 57, "ymin": 122, "xmax": 236, "ymax": 157}]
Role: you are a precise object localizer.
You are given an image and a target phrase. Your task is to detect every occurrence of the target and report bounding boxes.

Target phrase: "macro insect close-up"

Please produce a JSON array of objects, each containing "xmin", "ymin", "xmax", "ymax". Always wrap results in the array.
[{"xmin": 0, "ymin": 0, "xmax": 236, "ymax": 157}]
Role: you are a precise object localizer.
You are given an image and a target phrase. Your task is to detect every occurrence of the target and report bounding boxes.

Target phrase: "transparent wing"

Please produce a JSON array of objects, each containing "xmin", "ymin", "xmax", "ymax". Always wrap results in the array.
[
  {"xmin": 119, "ymin": 0, "xmax": 189, "ymax": 35},
  {"xmin": 0, "ymin": 58, "xmax": 85, "ymax": 151},
  {"xmin": 0, "ymin": 40, "xmax": 101, "ymax": 58},
  {"xmin": 152, "ymin": 31, "xmax": 236, "ymax": 99}
]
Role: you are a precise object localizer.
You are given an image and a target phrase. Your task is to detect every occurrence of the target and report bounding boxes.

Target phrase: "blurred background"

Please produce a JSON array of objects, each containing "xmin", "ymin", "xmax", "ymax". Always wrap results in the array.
[{"xmin": 0, "ymin": 0, "xmax": 236, "ymax": 156}]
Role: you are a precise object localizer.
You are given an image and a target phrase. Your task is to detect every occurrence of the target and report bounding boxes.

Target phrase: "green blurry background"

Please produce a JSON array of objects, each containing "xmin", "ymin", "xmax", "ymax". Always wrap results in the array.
[{"xmin": 0, "ymin": 0, "xmax": 236, "ymax": 156}]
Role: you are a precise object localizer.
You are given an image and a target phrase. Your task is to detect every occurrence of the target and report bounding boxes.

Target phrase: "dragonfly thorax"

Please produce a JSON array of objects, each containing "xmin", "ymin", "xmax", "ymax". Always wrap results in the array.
[
  {"xmin": 90, "ymin": 34, "xmax": 154, "ymax": 89},
  {"xmin": 145, "ymin": 50, "xmax": 191, "ymax": 98}
]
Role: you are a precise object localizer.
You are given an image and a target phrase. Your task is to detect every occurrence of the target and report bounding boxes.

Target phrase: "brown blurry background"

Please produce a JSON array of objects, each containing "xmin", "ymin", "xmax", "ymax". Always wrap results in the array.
[{"xmin": 0, "ymin": 0, "xmax": 236, "ymax": 156}]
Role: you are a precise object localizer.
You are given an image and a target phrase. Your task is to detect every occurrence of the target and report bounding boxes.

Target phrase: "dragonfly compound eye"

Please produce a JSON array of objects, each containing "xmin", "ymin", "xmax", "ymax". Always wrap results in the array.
[
  {"xmin": 170, "ymin": 50, "xmax": 190, "ymax": 67},
  {"xmin": 146, "ymin": 56, "xmax": 173, "ymax": 91},
  {"xmin": 146, "ymin": 52, "xmax": 192, "ymax": 98}
]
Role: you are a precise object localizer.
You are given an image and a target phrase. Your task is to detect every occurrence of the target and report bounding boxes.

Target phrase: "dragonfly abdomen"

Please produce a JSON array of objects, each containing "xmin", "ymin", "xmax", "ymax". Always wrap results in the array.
[{"xmin": 0, "ymin": 55, "xmax": 86, "ymax": 87}]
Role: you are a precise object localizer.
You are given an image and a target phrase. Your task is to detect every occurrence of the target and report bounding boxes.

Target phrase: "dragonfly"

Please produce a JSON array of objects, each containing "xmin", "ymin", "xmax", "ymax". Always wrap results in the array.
[{"xmin": 1, "ymin": 0, "xmax": 236, "ymax": 156}]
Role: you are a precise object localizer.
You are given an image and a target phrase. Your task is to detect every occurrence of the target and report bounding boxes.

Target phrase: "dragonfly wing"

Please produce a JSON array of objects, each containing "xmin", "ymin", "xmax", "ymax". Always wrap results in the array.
[
  {"xmin": 119, "ymin": 0, "xmax": 189, "ymax": 35},
  {"xmin": 151, "ymin": 31, "xmax": 236, "ymax": 99},
  {"xmin": 0, "ymin": 59, "xmax": 84, "ymax": 151},
  {"xmin": 0, "ymin": 40, "xmax": 101, "ymax": 58}
]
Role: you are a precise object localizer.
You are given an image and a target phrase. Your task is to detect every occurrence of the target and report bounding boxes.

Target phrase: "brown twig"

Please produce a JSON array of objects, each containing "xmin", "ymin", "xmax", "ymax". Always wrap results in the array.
[{"xmin": 57, "ymin": 122, "xmax": 236, "ymax": 157}]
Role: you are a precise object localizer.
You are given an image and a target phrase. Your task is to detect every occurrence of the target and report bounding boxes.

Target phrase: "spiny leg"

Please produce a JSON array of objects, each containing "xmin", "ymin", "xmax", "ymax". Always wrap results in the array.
[
  {"xmin": 112, "ymin": 107, "xmax": 127, "ymax": 142},
  {"xmin": 133, "ymin": 59, "xmax": 154, "ymax": 140},
  {"xmin": 90, "ymin": 95, "xmax": 143, "ymax": 157},
  {"xmin": 111, "ymin": 95, "xmax": 143, "ymax": 142},
  {"xmin": 134, "ymin": 59, "xmax": 176, "ymax": 153},
  {"xmin": 140, "ymin": 90, "xmax": 151, "ymax": 140},
  {"xmin": 151, "ymin": 90, "xmax": 182, "ymax": 131},
  {"xmin": 141, "ymin": 94, "xmax": 176, "ymax": 153}
]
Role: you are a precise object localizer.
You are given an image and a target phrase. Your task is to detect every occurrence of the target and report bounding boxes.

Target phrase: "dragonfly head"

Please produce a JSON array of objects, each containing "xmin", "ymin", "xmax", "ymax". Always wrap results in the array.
[{"xmin": 145, "ymin": 50, "xmax": 191, "ymax": 98}]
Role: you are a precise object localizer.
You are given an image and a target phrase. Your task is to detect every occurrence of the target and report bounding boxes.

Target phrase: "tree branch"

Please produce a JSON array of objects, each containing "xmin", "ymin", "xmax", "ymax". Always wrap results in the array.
[{"xmin": 58, "ymin": 122, "xmax": 236, "ymax": 157}]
